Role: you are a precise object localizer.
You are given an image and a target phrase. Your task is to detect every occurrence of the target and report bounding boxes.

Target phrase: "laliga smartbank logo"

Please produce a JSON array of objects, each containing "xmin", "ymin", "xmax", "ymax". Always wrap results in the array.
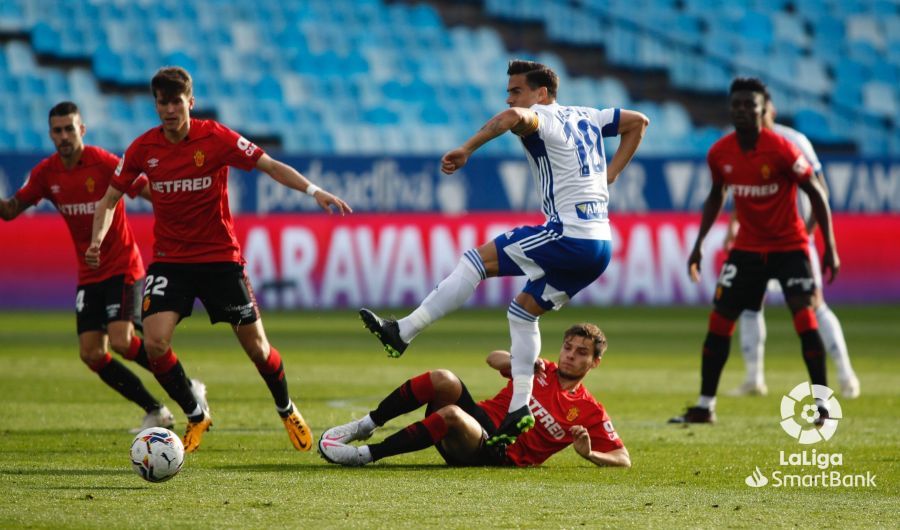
[
  {"xmin": 779, "ymin": 382, "xmax": 841, "ymax": 444},
  {"xmin": 744, "ymin": 382, "xmax": 876, "ymax": 489}
]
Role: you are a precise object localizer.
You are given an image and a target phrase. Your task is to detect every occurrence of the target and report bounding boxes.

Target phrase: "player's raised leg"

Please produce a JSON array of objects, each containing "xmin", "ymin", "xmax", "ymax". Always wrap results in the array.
[
  {"xmin": 234, "ymin": 319, "xmax": 312, "ymax": 451},
  {"xmin": 360, "ymin": 243, "xmax": 494, "ymax": 358}
]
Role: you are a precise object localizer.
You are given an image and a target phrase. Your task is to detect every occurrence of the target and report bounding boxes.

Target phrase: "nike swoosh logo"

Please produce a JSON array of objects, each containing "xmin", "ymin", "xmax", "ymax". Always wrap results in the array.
[{"xmin": 319, "ymin": 440, "xmax": 342, "ymax": 449}]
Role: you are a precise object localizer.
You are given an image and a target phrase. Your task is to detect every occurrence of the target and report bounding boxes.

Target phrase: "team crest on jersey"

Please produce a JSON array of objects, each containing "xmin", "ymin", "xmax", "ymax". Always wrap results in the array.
[
  {"xmin": 566, "ymin": 407, "xmax": 580, "ymax": 421},
  {"xmin": 142, "ymin": 295, "xmax": 151, "ymax": 312},
  {"xmin": 85, "ymin": 176, "xmax": 95, "ymax": 193},
  {"xmin": 760, "ymin": 164, "xmax": 771, "ymax": 179},
  {"xmin": 194, "ymin": 150, "xmax": 205, "ymax": 167}
]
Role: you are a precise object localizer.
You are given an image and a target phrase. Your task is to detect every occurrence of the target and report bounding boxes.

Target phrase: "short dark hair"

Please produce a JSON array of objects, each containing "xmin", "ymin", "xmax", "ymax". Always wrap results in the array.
[
  {"xmin": 151, "ymin": 66, "xmax": 193, "ymax": 100},
  {"xmin": 729, "ymin": 77, "xmax": 770, "ymax": 101},
  {"xmin": 48, "ymin": 101, "xmax": 79, "ymax": 123},
  {"xmin": 564, "ymin": 323, "xmax": 608, "ymax": 359},
  {"xmin": 507, "ymin": 59, "xmax": 559, "ymax": 99}
]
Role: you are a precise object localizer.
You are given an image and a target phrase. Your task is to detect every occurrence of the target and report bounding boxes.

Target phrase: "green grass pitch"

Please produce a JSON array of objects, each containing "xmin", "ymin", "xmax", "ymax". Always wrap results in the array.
[{"xmin": 1, "ymin": 306, "xmax": 897, "ymax": 528}]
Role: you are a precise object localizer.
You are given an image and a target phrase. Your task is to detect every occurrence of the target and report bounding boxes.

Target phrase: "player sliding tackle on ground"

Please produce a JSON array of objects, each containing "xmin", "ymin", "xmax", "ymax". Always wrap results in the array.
[
  {"xmin": 320, "ymin": 323, "xmax": 630, "ymax": 468},
  {"xmin": 360, "ymin": 59, "xmax": 648, "ymax": 446}
]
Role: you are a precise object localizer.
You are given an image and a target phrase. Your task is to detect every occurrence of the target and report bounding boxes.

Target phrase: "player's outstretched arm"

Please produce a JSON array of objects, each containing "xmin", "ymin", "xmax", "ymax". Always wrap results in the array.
[
  {"xmin": 799, "ymin": 177, "xmax": 840, "ymax": 283},
  {"xmin": 570, "ymin": 426, "xmax": 631, "ymax": 467},
  {"xmin": 86, "ymin": 185, "xmax": 124, "ymax": 268},
  {"xmin": 0, "ymin": 197, "xmax": 31, "ymax": 221},
  {"xmin": 688, "ymin": 181, "xmax": 727, "ymax": 282},
  {"xmin": 486, "ymin": 350, "xmax": 546, "ymax": 378},
  {"xmin": 607, "ymin": 110, "xmax": 649, "ymax": 185},
  {"xmin": 441, "ymin": 107, "xmax": 537, "ymax": 175},
  {"xmin": 256, "ymin": 154, "xmax": 351, "ymax": 215}
]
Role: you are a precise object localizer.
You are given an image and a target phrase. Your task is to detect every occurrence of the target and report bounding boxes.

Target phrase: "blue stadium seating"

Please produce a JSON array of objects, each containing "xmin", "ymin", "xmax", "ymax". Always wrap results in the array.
[{"xmin": 0, "ymin": 0, "xmax": 897, "ymax": 156}]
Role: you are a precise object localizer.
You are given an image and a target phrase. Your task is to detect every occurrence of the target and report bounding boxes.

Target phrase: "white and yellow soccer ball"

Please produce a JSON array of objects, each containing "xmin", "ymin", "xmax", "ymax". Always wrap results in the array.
[{"xmin": 130, "ymin": 427, "xmax": 184, "ymax": 483}]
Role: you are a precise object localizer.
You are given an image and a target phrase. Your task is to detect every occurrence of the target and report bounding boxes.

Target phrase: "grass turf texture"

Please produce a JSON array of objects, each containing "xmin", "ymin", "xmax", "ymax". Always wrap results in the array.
[{"xmin": 0, "ymin": 306, "xmax": 897, "ymax": 529}]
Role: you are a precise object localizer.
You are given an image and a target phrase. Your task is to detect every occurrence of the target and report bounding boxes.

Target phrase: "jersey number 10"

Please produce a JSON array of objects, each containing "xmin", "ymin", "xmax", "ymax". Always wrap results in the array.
[{"xmin": 564, "ymin": 119, "xmax": 603, "ymax": 177}]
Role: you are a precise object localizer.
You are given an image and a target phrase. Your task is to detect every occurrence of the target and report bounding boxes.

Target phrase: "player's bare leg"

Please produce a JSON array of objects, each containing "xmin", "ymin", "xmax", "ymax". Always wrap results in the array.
[
  {"xmin": 144, "ymin": 311, "xmax": 209, "ymax": 452},
  {"xmin": 234, "ymin": 319, "xmax": 311, "ymax": 451}
]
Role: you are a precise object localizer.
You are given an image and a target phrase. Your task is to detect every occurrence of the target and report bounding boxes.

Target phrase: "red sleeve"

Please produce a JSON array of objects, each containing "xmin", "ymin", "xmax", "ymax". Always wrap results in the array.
[
  {"xmin": 110, "ymin": 142, "xmax": 144, "ymax": 193},
  {"xmin": 212, "ymin": 122, "xmax": 265, "ymax": 170},
  {"xmin": 781, "ymin": 138, "xmax": 812, "ymax": 183},
  {"xmin": 126, "ymin": 173, "xmax": 149, "ymax": 198},
  {"xmin": 14, "ymin": 161, "xmax": 47, "ymax": 206},
  {"xmin": 587, "ymin": 408, "xmax": 625, "ymax": 453},
  {"xmin": 707, "ymin": 145, "xmax": 724, "ymax": 184}
]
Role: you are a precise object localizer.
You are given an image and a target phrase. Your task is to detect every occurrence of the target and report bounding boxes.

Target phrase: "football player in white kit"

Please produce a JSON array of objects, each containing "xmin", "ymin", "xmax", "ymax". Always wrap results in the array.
[
  {"xmin": 725, "ymin": 100, "xmax": 860, "ymax": 398},
  {"xmin": 360, "ymin": 60, "xmax": 649, "ymax": 445}
]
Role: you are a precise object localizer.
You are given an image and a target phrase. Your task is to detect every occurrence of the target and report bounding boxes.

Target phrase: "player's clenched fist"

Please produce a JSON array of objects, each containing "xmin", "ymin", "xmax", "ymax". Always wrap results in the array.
[{"xmin": 85, "ymin": 243, "xmax": 101, "ymax": 268}]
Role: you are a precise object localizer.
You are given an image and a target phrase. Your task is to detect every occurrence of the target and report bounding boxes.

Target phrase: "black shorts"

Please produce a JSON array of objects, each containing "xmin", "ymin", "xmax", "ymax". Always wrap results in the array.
[
  {"xmin": 714, "ymin": 249, "xmax": 816, "ymax": 312},
  {"xmin": 141, "ymin": 262, "xmax": 260, "ymax": 325},
  {"xmin": 429, "ymin": 382, "xmax": 512, "ymax": 467},
  {"xmin": 75, "ymin": 274, "xmax": 137, "ymax": 334}
]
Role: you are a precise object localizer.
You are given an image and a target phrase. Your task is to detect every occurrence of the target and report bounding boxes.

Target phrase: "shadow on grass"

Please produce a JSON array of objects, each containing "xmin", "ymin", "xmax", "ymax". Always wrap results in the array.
[
  {"xmin": 2, "ymin": 469, "xmax": 129, "ymax": 476},
  {"xmin": 214, "ymin": 463, "xmax": 450, "ymax": 471}
]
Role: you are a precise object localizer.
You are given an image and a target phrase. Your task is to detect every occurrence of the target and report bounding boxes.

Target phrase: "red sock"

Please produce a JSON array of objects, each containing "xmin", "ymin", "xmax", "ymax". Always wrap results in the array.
[
  {"xmin": 123, "ymin": 336, "xmax": 142, "ymax": 360},
  {"xmin": 148, "ymin": 348, "xmax": 178, "ymax": 375},
  {"xmin": 256, "ymin": 346, "xmax": 282, "ymax": 376},
  {"xmin": 421, "ymin": 412, "xmax": 449, "ymax": 443},
  {"xmin": 88, "ymin": 352, "xmax": 113, "ymax": 372},
  {"xmin": 409, "ymin": 372, "xmax": 435, "ymax": 402}
]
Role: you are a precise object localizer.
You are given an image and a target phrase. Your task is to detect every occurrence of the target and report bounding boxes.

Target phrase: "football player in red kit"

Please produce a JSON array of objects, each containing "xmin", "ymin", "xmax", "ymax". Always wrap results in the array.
[
  {"xmin": 0, "ymin": 101, "xmax": 177, "ymax": 432},
  {"xmin": 87, "ymin": 67, "xmax": 351, "ymax": 452},
  {"xmin": 670, "ymin": 77, "xmax": 839, "ymax": 424},
  {"xmin": 318, "ymin": 323, "xmax": 630, "ymax": 468}
]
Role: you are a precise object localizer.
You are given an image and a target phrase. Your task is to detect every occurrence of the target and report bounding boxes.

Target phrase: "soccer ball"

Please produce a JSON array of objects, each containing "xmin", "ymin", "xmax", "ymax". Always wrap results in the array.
[{"xmin": 130, "ymin": 427, "xmax": 184, "ymax": 483}]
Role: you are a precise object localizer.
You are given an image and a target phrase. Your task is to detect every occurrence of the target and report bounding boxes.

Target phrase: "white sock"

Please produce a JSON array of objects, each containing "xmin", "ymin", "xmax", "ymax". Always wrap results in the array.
[
  {"xmin": 739, "ymin": 310, "xmax": 766, "ymax": 386},
  {"xmin": 507, "ymin": 301, "xmax": 540, "ymax": 413},
  {"xmin": 359, "ymin": 413, "xmax": 378, "ymax": 431},
  {"xmin": 358, "ymin": 445, "xmax": 373, "ymax": 464},
  {"xmin": 398, "ymin": 250, "xmax": 485, "ymax": 343},
  {"xmin": 277, "ymin": 400, "xmax": 294, "ymax": 415},
  {"xmin": 697, "ymin": 395, "xmax": 716, "ymax": 410},
  {"xmin": 815, "ymin": 304, "xmax": 856, "ymax": 382}
]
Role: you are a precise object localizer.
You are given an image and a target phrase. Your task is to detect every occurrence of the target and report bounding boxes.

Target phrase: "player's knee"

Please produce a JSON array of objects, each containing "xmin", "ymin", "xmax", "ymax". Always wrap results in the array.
[
  {"xmin": 79, "ymin": 347, "xmax": 106, "ymax": 366},
  {"xmin": 142, "ymin": 336, "xmax": 170, "ymax": 358},
  {"xmin": 437, "ymin": 404, "xmax": 465, "ymax": 427},
  {"xmin": 243, "ymin": 340, "xmax": 270, "ymax": 364},
  {"xmin": 430, "ymin": 369, "xmax": 460, "ymax": 392},
  {"xmin": 108, "ymin": 335, "xmax": 131, "ymax": 355}
]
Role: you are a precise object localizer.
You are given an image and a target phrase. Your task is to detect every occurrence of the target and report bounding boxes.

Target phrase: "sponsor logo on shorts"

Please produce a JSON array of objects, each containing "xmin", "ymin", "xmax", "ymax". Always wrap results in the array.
[
  {"xmin": 786, "ymin": 277, "xmax": 815, "ymax": 290},
  {"xmin": 224, "ymin": 303, "xmax": 256, "ymax": 319},
  {"xmin": 142, "ymin": 295, "xmax": 151, "ymax": 312},
  {"xmin": 105, "ymin": 303, "xmax": 121, "ymax": 319}
]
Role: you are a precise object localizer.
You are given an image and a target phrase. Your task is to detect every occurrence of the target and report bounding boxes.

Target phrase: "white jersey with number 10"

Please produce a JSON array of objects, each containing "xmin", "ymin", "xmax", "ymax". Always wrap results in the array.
[{"xmin": 518, "ymin": 102, "xmax": 620, "ymax": 240}]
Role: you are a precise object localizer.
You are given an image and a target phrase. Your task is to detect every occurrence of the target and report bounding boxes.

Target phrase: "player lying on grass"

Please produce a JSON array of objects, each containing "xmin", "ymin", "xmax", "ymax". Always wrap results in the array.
[{"xmin": 318, "ymin": 323, "xmax": 630, "ymax": 468}]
